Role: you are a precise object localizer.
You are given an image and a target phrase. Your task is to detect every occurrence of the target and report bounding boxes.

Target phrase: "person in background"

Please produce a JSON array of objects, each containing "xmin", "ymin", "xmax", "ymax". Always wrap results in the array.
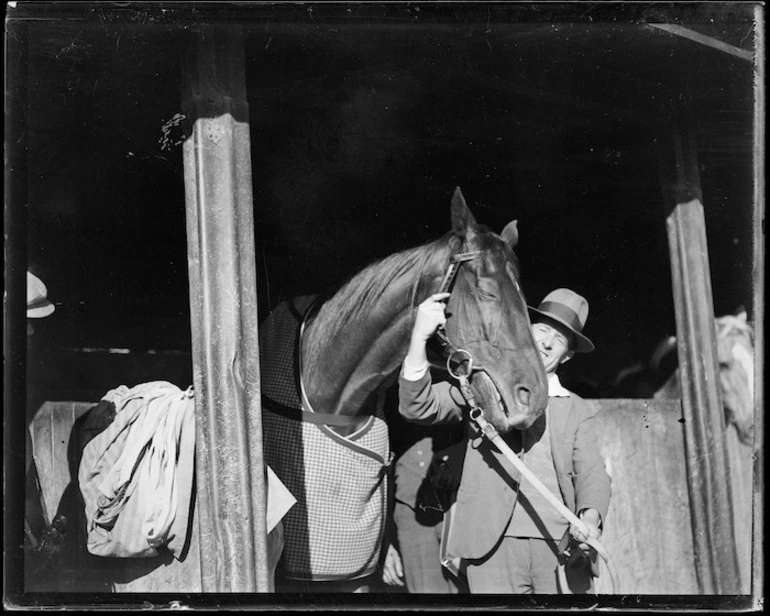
[
  {"xmin": 397, "ymin": 288, "xmax": 611, "ymax": 594},
  {"xmin": 24, "ymin": 271, "xmax": 58, "ymax": 560},
  {"xmin": 26, "ymin": 271, "xmax": 55, "ymax": 325},
  {"xmin": 25, "ymin": 271, "xmax": 55, "ymax": 469}
]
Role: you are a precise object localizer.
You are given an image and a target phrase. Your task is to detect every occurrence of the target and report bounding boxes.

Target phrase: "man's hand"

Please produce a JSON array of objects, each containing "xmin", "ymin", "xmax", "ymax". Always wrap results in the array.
[
  {"xmin": 381, "ymin": 543, "xmax": 405, "ymax": 587},
  {"xmin": 570, "ymin": 508, "xmax": 602, "ymax": 555},
  {"xmin": 412, "ymin": 293, "xmax": 451, "ymax": 342}
]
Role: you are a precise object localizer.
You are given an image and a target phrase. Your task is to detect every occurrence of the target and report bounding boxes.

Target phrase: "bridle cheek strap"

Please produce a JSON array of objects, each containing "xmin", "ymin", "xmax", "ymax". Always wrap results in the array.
[{"xmin": 433, "ymin": 251, "xmax": 480, "ymax": 354}]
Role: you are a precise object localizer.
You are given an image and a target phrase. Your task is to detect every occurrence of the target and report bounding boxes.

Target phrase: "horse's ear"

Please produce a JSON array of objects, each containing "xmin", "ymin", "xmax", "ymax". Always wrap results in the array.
[
  {"xmin": 451, "ymin": 186, "xmax": 478, "ymax": 240},
  {"xmin": 501, "ymin": 220, "xmax": 519, "ymax": 249}
]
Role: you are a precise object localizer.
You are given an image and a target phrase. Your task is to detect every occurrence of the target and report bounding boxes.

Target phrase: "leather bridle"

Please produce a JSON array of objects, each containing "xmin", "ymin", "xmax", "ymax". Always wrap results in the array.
[{"xmin": 431, "ymin": 252, "xmax": 621, "ymax": 594}]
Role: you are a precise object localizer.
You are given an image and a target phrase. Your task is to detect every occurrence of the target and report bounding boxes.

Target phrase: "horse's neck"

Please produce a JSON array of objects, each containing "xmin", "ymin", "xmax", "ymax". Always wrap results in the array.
[
  {"xmin": 301, "ymin": 289, "xmax": 419, "ymax": 416},
  {"xmin": 299, "ymin": 241, "xmax": 450, "ymax": 417}
]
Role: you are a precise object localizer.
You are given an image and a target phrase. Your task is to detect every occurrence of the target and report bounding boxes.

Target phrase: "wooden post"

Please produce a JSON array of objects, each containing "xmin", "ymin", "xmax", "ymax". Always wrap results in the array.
[
  {"xmin": 656, "ymin": 98, "xmax": 742, "ymax": 594},
  {"xmin": 181, "ymin": 26, "xmax": 269, "ymax": 592}
]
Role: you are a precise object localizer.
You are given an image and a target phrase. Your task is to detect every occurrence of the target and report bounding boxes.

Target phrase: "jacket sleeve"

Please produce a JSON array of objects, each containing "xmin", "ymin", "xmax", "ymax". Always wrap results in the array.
[
  {"xmin": 571, "ymin": 396, "xmax": 612, "ymax": 527},
  {"xmin": 398, "ymin": 369, "xmax": 467, "ymax": 425}
]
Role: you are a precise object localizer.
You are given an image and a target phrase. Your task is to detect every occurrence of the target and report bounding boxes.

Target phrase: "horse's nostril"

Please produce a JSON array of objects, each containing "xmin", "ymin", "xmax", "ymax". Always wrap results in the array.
[{"xmin": 515, "ymin": 386, "xmax": 531, "ymax": 407}]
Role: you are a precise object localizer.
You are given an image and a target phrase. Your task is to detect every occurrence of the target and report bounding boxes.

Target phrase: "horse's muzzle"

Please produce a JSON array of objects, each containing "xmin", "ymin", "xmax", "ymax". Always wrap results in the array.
[{"xmin": 470, "ymin": 369, "xmax": 542, "ymax": 434}]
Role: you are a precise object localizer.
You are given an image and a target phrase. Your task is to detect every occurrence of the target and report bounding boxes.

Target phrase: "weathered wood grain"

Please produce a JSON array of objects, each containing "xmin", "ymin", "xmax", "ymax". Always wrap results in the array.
[{"xmin": 592, "ymin": 398, "xmax": 696, "ymax": 594}]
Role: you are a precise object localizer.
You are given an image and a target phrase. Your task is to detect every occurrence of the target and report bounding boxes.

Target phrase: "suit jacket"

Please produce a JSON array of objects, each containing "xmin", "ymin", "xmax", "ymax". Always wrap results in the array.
[{"xmin": 398, "ymin": 370, "xmax": 611, "ymax": 564}]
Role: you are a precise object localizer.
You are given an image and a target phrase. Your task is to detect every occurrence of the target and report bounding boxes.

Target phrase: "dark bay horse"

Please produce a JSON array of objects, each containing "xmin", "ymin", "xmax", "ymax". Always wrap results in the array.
[{"xmin": 259, "ymin": 187, "xmax": 547, "ymax": 589}]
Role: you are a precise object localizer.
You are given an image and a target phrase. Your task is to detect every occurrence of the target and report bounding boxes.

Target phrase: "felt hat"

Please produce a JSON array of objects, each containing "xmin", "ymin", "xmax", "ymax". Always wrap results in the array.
[
  {"xmin": 528, "ymin": 288, "xmax": 594, "ymax": 353},
  {"xmin": 27, "ymin": 271, "xmax": 55, "ymax": 318}
]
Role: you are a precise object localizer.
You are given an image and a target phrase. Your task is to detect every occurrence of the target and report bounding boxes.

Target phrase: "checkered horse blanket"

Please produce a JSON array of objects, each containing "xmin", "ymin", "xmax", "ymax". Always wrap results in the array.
[{"xmin": 260, "ymin": 296, "xmax": 392, "ymax": 581}]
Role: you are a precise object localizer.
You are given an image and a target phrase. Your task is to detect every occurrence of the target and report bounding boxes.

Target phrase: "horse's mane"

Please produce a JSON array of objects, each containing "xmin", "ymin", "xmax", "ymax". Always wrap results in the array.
[{"xmin": 306, "ymin": 233, "xmax": 462, "ymax": 357}]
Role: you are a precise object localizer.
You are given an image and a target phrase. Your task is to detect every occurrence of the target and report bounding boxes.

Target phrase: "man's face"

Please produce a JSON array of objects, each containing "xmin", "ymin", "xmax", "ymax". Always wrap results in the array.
[{"xmin": 531, "ymin": 319, "xmax": 574, "ymax": 375}]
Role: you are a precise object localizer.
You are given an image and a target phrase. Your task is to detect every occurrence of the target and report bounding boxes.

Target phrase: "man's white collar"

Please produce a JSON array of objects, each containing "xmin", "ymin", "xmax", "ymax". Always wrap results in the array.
[{"xmin": 548, "ymin": 373, "xmax": 571, "ymax": 397}]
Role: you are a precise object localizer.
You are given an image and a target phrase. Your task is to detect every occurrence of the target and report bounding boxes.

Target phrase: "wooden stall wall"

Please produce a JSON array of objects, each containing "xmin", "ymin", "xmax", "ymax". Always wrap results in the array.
[
  {"xmin": 591, "ymin": 399, "xmax": 753, "ymax": 595},
  {"xmin": 27, "ymin": 396, "xmax": 754, "ymax": 595},
  {"xmin": 725, "ymin": 419, "xmax": 754, "ymax": 591}
]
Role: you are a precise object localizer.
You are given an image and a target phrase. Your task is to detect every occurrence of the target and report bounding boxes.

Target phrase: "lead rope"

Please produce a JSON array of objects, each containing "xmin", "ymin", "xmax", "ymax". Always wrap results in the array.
[{"xmin": 449, "ymin": 364, "xmax": 620, "ymax": 595}]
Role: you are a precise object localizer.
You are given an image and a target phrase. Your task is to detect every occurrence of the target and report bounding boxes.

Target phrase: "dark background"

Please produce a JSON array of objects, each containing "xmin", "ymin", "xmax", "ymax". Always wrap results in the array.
[{"xmin": 12, "ymin": 2, "xmax": 758, "ymax": 408}]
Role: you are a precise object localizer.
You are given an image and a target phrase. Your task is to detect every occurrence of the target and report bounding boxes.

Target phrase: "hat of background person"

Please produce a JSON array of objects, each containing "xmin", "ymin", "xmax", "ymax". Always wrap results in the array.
[
  {"xmin": 27, "ymin": 271, "xmax": 55, "ymax": 318},
  {"xmin": 528, "ymin": 288, "xmax": 594, "ymax": 353}
]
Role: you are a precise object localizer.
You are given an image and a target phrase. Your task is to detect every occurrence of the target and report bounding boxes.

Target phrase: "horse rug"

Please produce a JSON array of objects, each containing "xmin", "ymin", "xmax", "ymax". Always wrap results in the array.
[{"xmin": 260, "ymin": 296, "xmax": 392, "ymax": 581}]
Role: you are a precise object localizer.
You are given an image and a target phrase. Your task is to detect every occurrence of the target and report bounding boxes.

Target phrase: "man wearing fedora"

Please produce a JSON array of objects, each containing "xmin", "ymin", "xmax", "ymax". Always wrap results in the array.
[{"xmin": 397, "ymin": 288, "xmax": 611, "ymax": 594}]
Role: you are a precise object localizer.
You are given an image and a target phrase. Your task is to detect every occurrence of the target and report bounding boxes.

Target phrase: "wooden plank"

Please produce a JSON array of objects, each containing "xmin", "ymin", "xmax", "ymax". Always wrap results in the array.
[
  {"xmin": 647, "ymin": 23, "xmax": 754, "ymax": 62},
  {"xmin": 181, "ymin": 25, "xmax": 269, "ymax": 593},
  {"xmin": 590, "ymin": 399, "xmax": 698, "ymax": 594},
  {"xmin": 656, "ymin": 100, "xmax": 742, "ymax": 594},
  {"xmin": 725, "ymin": 424, "xmax": 753, "ymax": 593},
  {"xmin": 111, "ymin": 516, "xmax": 203, "ymax": 593},
  {"xmin": 591, "ymin": 398, "xmax": 753, "ymax": 595},
  {"xmin": 29, "ymin": 401, "xmax": 93, "ymax": 526}
]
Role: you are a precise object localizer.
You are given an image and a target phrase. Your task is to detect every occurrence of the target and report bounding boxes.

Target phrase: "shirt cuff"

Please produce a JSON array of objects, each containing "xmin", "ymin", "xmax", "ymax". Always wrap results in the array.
[{"xmin": 402, "ymin": 357, "xmax": 429, "ymax": 381}]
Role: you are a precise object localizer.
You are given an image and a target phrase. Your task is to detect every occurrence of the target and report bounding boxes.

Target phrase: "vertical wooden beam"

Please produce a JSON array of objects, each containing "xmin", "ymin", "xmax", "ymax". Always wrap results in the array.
[
  {"xmin": 656, "ymin": 98, "xmax": 742, "ymax": 594},
  {"xmin": 181, "ymin": 26, "xmax": 269, "ymax": 592}
]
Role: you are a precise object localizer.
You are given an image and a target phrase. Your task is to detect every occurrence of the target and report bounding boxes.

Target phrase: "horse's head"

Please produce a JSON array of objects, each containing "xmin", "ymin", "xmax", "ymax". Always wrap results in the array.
[{"xmin": 438, "ymin": 187, "xmax": 548, "ymax": 433}]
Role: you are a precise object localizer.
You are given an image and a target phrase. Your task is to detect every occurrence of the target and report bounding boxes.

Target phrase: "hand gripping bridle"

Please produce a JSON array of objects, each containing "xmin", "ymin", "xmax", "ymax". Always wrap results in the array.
[
  {"xmin": 432, "ymin": 250, "xmax": 480, "ymax": 366},
  {"xmin": 435, "ymin": 250, "xmax": 620, "ymax": 595}
]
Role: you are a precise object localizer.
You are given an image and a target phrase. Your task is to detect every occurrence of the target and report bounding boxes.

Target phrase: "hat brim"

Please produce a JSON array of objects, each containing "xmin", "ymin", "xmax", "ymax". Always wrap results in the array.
[
  {"xmin": 528, "ymin": 306, "xmax": 594, "ymax": 353},
  {"xmin": 27, "ymin": 301, "xmax": 55, "ymax": 319}
]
